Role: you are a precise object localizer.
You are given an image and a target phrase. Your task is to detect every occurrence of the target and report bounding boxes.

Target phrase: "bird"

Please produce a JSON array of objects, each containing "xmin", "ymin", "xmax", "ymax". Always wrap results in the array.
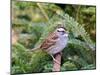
[{"xmin": 31, "ymin": 26, "xmax": 69, "ymax": 64}]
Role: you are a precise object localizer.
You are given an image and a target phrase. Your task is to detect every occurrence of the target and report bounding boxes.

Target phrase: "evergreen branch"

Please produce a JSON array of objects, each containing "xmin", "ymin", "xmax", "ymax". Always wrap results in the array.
[
  {"xmin": 68, "ymin": 39, "xmax": 90, "ymax": 50},
  {"xmin": 37, "ymin": 3, "xmax": 49, "ymax": 21},
  {"xmin": 57, "ymin": 13, "xmax": 95, "ymax": 51}
]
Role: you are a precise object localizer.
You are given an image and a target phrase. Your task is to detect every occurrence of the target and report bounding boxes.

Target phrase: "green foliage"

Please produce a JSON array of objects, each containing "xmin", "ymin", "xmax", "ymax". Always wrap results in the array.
[
  {"xmin": 43, "ymin": 62, "xmax": 53, "ymax": 72},
  {"xmin": 12, "ymin": 43, "xmax": 32, "ymax": 74},
  {"xmin": 12, "ymin": 0, "xmax": 96, "ymax": 74},
  {"xmin": 12, "ymin": 43, "xmax": 51, "ymax": 74},
  {"xmin": 81, "ymin": 64, "xmax": 95, "ymax": 70},
  {"xmin": 61, "ymin": 61, "xmax": 78, "ymax": 71}
]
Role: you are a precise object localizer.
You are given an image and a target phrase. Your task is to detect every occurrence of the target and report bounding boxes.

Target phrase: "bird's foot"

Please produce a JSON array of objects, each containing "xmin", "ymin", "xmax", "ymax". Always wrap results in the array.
[{"xmin": 50, "ymin": 54, "xmax": 60, "ymax": 65}]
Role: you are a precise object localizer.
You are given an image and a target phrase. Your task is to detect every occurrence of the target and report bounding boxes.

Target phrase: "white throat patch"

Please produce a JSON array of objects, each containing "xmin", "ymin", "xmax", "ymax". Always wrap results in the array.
[{"xmin": 57, "ymin": 28, "xmax": 65, "ymax": 31}]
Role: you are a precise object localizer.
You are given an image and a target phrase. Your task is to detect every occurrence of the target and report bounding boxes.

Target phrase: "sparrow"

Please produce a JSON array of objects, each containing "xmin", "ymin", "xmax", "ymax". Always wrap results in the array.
[{"xmin": 31, "ymin": 26, "xmax": 69, "ymax": 64}]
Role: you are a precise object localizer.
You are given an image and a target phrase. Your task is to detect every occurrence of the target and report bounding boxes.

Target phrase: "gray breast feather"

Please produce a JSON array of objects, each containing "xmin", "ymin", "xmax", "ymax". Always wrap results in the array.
[{"xmin": 48, "ymin": 34, "xmax": 68, "ymax": 55}]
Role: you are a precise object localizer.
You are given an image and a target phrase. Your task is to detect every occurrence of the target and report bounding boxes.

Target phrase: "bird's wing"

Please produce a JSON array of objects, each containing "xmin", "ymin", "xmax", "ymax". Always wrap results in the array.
[{"xmin": 40, "ymin": 32, "xmax": 59, "ymax": 50}]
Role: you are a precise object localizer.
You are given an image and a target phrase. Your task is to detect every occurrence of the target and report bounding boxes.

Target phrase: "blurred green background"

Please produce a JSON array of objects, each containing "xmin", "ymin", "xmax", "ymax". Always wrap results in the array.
[{"xmin": 11, "ymin": 0, "xmax": 96, "ymax": 74}]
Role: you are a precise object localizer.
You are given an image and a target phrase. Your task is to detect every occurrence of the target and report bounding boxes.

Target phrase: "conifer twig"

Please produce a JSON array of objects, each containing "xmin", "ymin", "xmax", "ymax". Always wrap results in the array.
[{"xmin": 37, "ymin": 3, "xmax": 49, "ymax": 21}]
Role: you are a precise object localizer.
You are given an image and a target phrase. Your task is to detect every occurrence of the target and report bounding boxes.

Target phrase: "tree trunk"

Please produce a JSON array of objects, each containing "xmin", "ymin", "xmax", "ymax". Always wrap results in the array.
[{"xmin": 52, "ymin": 52, "xmax": 61, "ymax": 72}]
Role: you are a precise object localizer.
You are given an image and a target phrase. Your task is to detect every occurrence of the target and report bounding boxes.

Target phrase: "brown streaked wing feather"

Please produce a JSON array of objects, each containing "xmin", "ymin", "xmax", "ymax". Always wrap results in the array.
[{"xmin": 40, "ymin": 32, "xmax": 58, "ymax": 50}]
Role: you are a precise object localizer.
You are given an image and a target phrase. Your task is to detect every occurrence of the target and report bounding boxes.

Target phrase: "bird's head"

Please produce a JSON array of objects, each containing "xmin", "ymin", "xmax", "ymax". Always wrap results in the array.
[{"xmin": 56, "ymin": 27, "xmax": 69, "ymax": 37}]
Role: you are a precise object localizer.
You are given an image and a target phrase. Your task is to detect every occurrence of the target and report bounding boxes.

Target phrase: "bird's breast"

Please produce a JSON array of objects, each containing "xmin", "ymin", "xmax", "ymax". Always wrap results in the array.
[
  {"xmin": 47, "ymin": 36, "xmax": 68, "ymax": 55},
  {"xmin": 57, "ymin": 36, "xmax": 68, "ymax": 47}
]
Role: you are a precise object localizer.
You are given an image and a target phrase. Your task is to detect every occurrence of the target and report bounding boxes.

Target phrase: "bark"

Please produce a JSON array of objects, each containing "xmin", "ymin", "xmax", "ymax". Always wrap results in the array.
[{"xmin": 52, "ymin": 52, "xmax": 61, "ymax": 72}]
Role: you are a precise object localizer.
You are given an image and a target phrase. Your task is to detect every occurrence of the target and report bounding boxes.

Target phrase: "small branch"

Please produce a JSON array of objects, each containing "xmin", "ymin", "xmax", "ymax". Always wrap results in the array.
[
  {"xmin": 52, "ymin": 52, "xmax": 61, "ymax": 72},
  {"xmin": 37, "ymin": 3, "xmax": 49, "ymax": 21},
  {"xmin": 76, "ymin": 6, "xmax": 81, "ymax": 21}
]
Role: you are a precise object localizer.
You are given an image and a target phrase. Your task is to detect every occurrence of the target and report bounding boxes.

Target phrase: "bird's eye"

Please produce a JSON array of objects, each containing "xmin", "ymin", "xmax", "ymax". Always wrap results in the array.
[{"xmin": 62, "ymin": 31, "xmax": 65, "ymax": 33}]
